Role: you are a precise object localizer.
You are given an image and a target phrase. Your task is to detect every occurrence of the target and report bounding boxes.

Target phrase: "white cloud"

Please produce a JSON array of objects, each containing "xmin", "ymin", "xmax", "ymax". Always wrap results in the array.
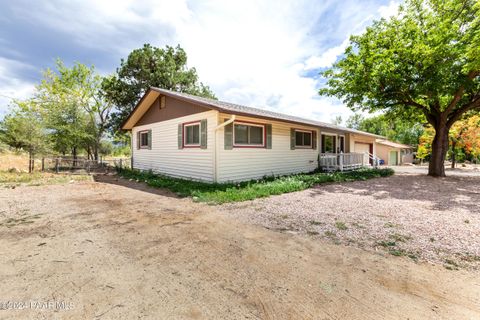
[
  {"xmin": 0, "ymin": 57, "xmax": 36, "ymax": 118},
  {"xmin": 379, "ymin": 0, "xmax": 400, "ymax": 18},
  {"xmin": 2, "ymin": 0, "xmax": 401, "ymax": 123},
  {"xmin": 303, "ymin": 38, "xmax": 350, "ymax": 70}
]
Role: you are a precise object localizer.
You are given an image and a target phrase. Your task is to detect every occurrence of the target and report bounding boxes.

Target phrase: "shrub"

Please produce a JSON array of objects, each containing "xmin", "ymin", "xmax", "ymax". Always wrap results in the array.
[{"xmin": 116, "ymin": 167, "xmax": 394, "ymax": 204}]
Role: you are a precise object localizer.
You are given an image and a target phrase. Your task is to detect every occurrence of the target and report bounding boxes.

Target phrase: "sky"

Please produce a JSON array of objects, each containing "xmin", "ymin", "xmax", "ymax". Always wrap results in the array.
[{"xmin": 0, "ymin": 0, "xmax": 399, "ymax": 122}]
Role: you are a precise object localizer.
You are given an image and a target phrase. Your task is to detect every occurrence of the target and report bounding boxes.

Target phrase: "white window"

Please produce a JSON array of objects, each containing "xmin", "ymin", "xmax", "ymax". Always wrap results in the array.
[
  {"xmin": 233, "ymin": 122, "xmax": 265, "ymax": 147},
  {"xmin": 139, "ymin": 131, "xmax": 150, "ymax": 149},
  {"xmin": 295, "ymin": 130, "xmax": 313, "ymax": 148},
  {"xmin": 183, "ymin": 122, "xmax": 200, "ymax": 147}
]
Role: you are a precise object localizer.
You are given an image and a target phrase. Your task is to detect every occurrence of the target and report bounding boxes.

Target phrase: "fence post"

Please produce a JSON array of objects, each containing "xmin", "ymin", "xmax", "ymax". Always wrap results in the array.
[
  {"xmin": 119, "ymin": 159, "xmax": 123, "ymax": 170},
  {"xmin": 55, "ymin": 158, "xmax": 59, "ymax": 173},
  {"xmin": 41, "ymin": 158, "xmax": 45, "ymax": 171}
]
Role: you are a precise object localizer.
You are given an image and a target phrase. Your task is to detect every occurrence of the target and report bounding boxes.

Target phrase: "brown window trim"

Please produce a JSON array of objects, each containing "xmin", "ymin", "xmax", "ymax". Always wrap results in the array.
[
  {"xmin": 138, "ymin": 130, "xmax": 150, "ymax": 149},
  {"xmin": 233, "ymin": 120, "xmax": 267, "ymax": 148},
  {"xmin": 294, "ymin": 129, "xmax": 314, "ymax": 149},
  {"xmin": 182, "ymin": 120, "xmax": 201, "ymax": 148}
]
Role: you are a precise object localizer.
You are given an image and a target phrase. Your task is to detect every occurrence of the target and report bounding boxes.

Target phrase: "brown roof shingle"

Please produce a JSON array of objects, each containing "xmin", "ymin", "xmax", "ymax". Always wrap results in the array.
[{"xmin": 148, "ymin": 87, "xmax": 384, "ymax": 138}]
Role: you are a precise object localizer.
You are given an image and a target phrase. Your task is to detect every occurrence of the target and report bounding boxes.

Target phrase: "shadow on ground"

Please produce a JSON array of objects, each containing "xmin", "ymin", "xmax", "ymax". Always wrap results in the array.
[
  {"xmin": 309, "ymin": 173, "xmax": 480, "ymax": 211},
  {"xmin": 93, "ymin": 173, "xmax": 180, "ymax": 199}
]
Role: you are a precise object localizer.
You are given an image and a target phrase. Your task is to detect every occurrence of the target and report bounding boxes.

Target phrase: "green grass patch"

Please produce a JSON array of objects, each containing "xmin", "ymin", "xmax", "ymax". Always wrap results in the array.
[
  {"xmin": 389, "ymin": 233, "xmax": 412, "ymax": 243},
  {"xmin": 335, "ymin": 221, "xmax": 348, "ymax": 230},
  {"xmin": 116, "ymin": 167, "xmax": 394, "ymax": 204},
  {"xmin": 0, "ymin": 171, "xmax": 91, "ymax": 187},
  {"xmin": 378, "ymin": 240, "xmax": 397, "ymax": 247}
]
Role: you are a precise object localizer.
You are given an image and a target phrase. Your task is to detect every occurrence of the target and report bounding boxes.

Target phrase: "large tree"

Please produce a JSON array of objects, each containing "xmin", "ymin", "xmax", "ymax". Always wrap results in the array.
[
  {"xmin": 35, "ymin": 60, "xmax": 112, "ymax": 160},
  {"xmin": 0, "ymin": 101, "xmax": 49, "ymax": 172},
  {"xmin": 417, "ymin": 113, "xmax": 480, "ymax": 166},
  {"xmin": 319, "ymin": 0, "xmax": 480, "ymax": 176},
  {"xmin": 103, "ymin": 44, "xmax": 216, "ymax": 130}
]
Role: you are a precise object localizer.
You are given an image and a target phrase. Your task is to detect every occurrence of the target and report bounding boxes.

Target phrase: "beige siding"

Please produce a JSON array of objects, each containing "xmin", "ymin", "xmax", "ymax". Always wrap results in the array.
[
  {"xmin": 376, "ymin": 144, "xmax": 392, "ymax": 165},
  {"xmin": 348, "ymin": 133, "xmax": 377, "ymax": 156},
  {"xmin": 216, "ymin": 113, "xmax": 319, "ymax": 182},
  {"xmin": 132, "ymin": 110, "xmax": 218, "ymax": 182}
]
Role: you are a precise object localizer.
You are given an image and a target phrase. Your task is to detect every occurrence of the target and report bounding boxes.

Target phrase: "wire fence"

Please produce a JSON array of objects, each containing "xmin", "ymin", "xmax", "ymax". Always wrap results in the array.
[{"xmin": 39, "ymin": 156, "xmax": 131, "ymax": 174}]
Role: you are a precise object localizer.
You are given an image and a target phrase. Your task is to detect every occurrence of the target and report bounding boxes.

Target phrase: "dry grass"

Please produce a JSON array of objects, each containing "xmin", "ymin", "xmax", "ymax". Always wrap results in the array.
[
  {"xmin": 0, "ymin": 151, "xmax": 34, "ymax": 171},
  {"xmin": 0, "ymin": 171, "xmax": 91, "ymax": 187}
]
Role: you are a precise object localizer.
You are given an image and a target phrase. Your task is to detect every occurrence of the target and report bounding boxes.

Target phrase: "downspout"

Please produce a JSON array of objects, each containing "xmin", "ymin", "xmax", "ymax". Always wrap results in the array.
[
  {"xmin": 213, "ymin": 115, "xmax": 236, "ymax": 183},
  {"xmin": 130, "ymin": 130, "xmax": 133, "ymax": 169}
]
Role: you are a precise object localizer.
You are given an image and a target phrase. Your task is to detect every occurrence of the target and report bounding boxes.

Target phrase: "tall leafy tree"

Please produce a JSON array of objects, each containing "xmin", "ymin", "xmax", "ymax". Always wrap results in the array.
[
  {"xmin": 35, "ymin": 60, "xmax": 112, "ymax": 160},
  {"xmin": 417, "ymin": 114, "xmax": 480, "ymax": 166},
  {"xmin": 320, "ymin": 0, "xmax": 480, "ymax": 176},
  {"xmin": 103, "ymin": 44, "xmax": 216, "ymax": 130},
  {"xmin": 346, "ymin": 114, "xmax": 424, "ymax": 147},
  {"xmin": 0, "ymin": 101, "xmax": 49, "ymax": 172}
]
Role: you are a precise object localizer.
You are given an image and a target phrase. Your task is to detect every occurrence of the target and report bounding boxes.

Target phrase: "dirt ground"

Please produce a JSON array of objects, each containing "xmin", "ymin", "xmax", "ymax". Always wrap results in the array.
[{"xmin": 1, "ymin": 175, "xmax": 479, "ymax": 319}]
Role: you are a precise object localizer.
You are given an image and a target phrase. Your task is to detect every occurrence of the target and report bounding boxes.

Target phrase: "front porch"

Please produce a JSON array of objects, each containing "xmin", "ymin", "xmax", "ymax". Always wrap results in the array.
[{"xmin": 319, "ymin": 152, "xmax": 375, "ymax": 172}]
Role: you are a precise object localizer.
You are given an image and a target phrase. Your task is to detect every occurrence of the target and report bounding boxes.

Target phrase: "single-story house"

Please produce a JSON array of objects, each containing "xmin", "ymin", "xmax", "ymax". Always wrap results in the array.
[
  {"xmin": 376, "ymin": 139, "xmax": 414, "ymax": 166},
  {"xmin": 121, "ymin": 87, "xmax": 390, "ymax": 183}
]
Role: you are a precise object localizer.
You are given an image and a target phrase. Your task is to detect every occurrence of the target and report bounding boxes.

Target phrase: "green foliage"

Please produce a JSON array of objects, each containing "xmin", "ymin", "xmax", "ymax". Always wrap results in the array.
[
  {"xmin": 35, "ymin": 60, "xmax": 112, "ymax": 159},
  {"xmin": 103, "ymin": 44, "xmax": 216, "ymax": 130},
  {"xmin": 116, "ymin": 167, "xmax": 394, "ymax": 204},
  {"xmin": 0, "ymin": 101, "xmax": 50, "ymax": 156},
  {"xmin": 320, "ymin": 0, "xmax": 480, "ymax": 176},
  {"xmin": 417, "ymin": 115, "xmax": 480, "ymax": 162},
  {"xmin": 346, "ymin": 114, "xmax": 424, "ymax": 147}
]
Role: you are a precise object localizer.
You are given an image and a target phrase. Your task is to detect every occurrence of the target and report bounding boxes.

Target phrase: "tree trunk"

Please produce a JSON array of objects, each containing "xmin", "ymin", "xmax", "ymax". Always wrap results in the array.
[
  {"xmin": 94, "ymin": 144, "xmax": 99, "ymax": 161},
  {"xmin": 28, "ymin": 152, "xmax": 33, "ymax": 173},
  {"xmin": 428, "ymin": 124, "xmax": 449, "ymax": 177}
]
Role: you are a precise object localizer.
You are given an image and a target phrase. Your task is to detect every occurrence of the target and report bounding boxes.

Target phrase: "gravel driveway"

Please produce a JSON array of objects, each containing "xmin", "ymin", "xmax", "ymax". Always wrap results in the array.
[{"xmin": 220, "ymin": 172, "xmax": 480, "ymax": 269}]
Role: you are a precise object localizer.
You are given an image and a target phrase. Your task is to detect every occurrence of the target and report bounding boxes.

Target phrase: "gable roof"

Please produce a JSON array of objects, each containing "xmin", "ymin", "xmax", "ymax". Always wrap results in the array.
[{"xmin": 122, "ymin": 87, "xmax": 384, "ymax": 138}]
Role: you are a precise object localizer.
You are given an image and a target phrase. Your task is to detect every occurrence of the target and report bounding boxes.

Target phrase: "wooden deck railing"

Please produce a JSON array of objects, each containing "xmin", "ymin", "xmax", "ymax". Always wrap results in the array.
[{"xmin": 319, "ymin": 152, "xmax": 365, "ymax": 172}]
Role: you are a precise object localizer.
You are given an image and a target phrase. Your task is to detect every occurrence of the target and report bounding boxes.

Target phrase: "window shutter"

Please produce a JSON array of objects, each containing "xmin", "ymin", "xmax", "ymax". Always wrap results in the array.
[
  {"xmin": 312, "ymin": 131, "xmax": 317, "ymax": 150},
  {"xmin": 290, "ymin": 129, "xmax": 296, "ymax": 150},
  {"xmin": 321, "ymin": 134, "xmax": 325, "ymax": 153},
  {"xmin": 147, "ymin": 130, "xmax": 152, "ymax": 149},
  {"xmin": 266, "ymin": 124, "xmax": 272, "ymax": 149},
  {"xmin": 224, "ymin": 119, "xmax": 233, "ymax": 150},
  {"xmin": 137, "ymin": 131, "xmax": 141, "ymax": 149},
  {"xmin": 200, "ymin": 119, "xmax": 207, "ymax": 149},
  {"xmin": 178, "ymin": 124, "xmax": 183, "ymax": 149}
]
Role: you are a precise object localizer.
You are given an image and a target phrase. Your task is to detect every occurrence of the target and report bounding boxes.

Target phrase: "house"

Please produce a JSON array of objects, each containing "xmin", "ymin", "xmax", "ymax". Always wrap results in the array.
[
  {"xmin": 121, "ymin": 87, "xmax": 387, "ymax": 183},
  {"xmin": 376, "ymin": 139, "xmax": 414, "ymax": 166}
]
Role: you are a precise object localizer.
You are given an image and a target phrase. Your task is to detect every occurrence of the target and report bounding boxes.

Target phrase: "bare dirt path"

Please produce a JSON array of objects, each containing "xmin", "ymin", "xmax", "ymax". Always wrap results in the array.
[{"xmin": 0, "ymin": 175, "xmax": 479, "ymax": 319}]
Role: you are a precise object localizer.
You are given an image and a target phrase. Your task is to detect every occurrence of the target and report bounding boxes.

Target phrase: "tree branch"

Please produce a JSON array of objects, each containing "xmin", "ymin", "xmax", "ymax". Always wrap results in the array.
[
  {"xmin": 447, "ymin": 97, "xmax": 480, "ymax": 128},
  {"xmin": 445, "ymin": 70, "xmax": 480, "ymax": 115}
]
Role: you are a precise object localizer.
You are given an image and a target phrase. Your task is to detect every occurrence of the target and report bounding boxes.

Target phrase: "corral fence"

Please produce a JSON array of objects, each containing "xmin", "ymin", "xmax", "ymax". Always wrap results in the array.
[{"xmin": 40, "ymin": 156, "xmax": 131, "ymax": 174}]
